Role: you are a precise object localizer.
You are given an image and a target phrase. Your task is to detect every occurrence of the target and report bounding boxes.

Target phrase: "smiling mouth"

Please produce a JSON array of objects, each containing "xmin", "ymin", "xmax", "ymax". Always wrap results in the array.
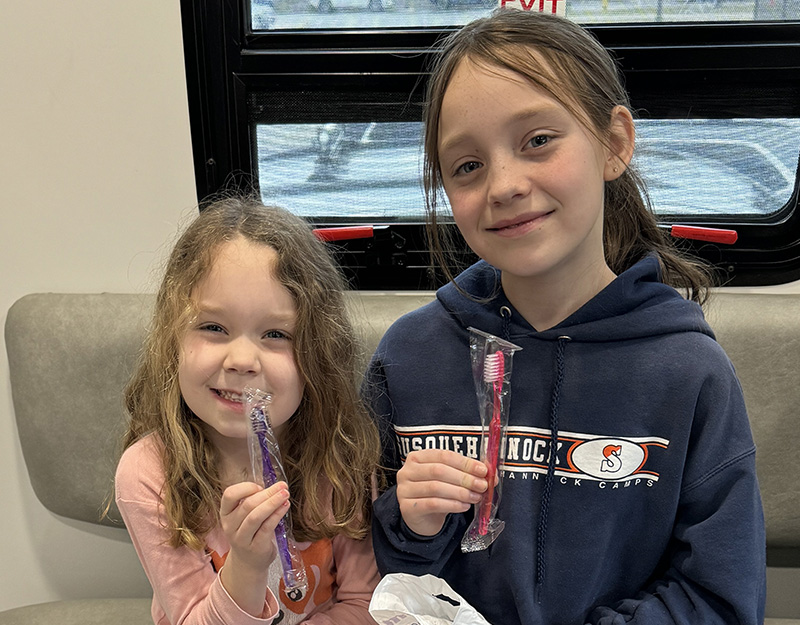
[
  {"xmin": 487, "ymin": 211, "xmax": 553, "ymax": 232},
  {"xmin": 213, "ymin": 389, "xmax": 243, "ymax": 403},
  {"xmin": 488, "ymin": 220, "xmax": 532, "ymax": 232}
]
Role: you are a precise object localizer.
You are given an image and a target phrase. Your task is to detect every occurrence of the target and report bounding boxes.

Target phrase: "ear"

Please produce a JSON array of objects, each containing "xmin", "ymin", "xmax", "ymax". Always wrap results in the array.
[{"xmin": 603, "ymin": 105, "xmax": 635, "ymax": 182}]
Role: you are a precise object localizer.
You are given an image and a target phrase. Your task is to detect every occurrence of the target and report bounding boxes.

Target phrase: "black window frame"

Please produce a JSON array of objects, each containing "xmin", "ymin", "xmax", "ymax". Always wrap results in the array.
[{"xmin": 180, "ymin": 0, "xmax": 800, "ymax": 289}]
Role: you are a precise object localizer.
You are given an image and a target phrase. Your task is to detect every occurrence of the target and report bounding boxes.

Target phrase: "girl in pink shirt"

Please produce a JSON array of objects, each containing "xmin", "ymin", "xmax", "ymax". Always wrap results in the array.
[{"xmin": 116, "ymin": 197, "xmax": 381, "ymax": 625}]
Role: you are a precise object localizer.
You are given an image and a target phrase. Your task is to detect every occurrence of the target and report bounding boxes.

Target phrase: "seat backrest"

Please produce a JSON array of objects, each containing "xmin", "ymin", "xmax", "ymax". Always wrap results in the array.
[
  {"xmin": 706, "ymin": 292, "xmax": 800, "ymax": 564},
  {"xmin": 5, "ymin": 291, "xmax": 800, "ymax": 565},
  {"xmin": 6, "ymin": 293, "xmax": 154, "ymax": 526}
]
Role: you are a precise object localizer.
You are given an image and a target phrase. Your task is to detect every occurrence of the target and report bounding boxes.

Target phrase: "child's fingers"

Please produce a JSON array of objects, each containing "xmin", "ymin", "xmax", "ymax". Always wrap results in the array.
[
  {"xmin": 247, "ymin": 491, "xmax": 290, "ymax": 545},
  {"xmin": 220, "ymin": 482, "xmax": 264, "ymax": 516},
  {"xmin": 224, "ymin": 487, "xmax": 291, "ymax": 571},
  {"xmin": 396, "ymin": 476, "xmax": 478, "ymax": 537},
  {"xmin": 409, "ymin": 449, "xmax": 488, "ymax": 476},
  {"xmin": 395, "ymin": 450, "xmax": 492, "ymax": 536},
  {"xmin": 399, "ymin": 493, "xmax": 476, "ymax": 518},
  {"xmin": 220, "ymin": 481, "xmax": 288, "ymax": 523},
  {"xmin": 402, "ymin": 450, "xmax": 488, "ymax": 493},
  {"xmin": 397, "ymin": 465, "xmax": 485, "ymax": 518},
  {"xmin": 398, "ymin": 472, "xmax": 485, "ymax": 505},
  {"xmin": 237, "ymin": 489, "xmax": 291, "ymax": 543}
]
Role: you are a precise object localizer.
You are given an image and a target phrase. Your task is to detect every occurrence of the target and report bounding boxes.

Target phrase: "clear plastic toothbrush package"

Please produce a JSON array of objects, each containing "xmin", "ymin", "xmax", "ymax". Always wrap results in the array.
[
  {"xmin": 244, "ymin": 387, "xmax": 308, "ymax": 601},
  {"xmin": 461, "ymin": 328, "xmax": 522, "ymax": 553}
]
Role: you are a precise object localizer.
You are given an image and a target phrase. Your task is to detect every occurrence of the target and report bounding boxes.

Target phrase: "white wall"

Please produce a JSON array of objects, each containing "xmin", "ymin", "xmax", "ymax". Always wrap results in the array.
[{"xmin": 0, "ymin": 0, "xmax": 197, "ymax": 610}]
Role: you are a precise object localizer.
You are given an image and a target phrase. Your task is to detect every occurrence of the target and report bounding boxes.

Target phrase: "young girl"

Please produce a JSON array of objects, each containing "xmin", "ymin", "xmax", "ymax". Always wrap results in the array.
[
  {"xmin": 367, "ymin": 10, "xmax": 765, "ymax": 625},
  {"xmin": 115, "ymin": 197, "xmax": 381, "ymax": 625}
]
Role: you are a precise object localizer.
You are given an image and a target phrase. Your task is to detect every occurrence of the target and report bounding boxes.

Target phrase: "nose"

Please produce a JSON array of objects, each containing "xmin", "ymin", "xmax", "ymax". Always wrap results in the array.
[
  {"xmin": 487, "ymin": 155, "xmax": 531, "ymax": 206},
  {"xmin": 223, "ymin": 336, "xmax": 261, "ymax": 375}
]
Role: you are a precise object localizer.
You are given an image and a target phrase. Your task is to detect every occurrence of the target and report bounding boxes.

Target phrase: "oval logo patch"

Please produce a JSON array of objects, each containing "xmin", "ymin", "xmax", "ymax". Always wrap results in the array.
[{"xmin": 570, "ymin": 438, "xmax": 645, "ymax": 480}]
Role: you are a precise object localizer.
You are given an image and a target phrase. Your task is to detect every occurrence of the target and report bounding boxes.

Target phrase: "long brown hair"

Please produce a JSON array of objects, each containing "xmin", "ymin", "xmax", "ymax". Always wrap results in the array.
[
  {"xmin": 423, "ymin": 10, "xmax": 712, "ymax": 304},
  {"xmin": 122, "ymin": 196, "xmax": 380, "ymax": 549}
]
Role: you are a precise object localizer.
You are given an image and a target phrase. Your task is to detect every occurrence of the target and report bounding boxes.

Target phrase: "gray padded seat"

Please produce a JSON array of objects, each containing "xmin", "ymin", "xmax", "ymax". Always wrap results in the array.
[{"xmin": 0, "ymin": 599, "xmax": 152, "ymax": 625}]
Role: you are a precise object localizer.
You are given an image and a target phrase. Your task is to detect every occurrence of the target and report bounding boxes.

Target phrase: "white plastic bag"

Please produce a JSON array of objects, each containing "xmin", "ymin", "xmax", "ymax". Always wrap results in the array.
[{"xmin": 369, "ymin": 573, "xmax": 491, "ymax": 625}]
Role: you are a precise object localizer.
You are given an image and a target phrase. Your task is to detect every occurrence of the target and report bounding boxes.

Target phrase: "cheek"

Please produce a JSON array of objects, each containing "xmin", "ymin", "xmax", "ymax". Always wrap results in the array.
[
  {"xmin": 446, "ymin": 189, "xmax": 480, "ymax": 228},
  {"xmin": 285, "ymin": 363, "xmax": 306, "ymax": 411},
  {"xmin": 177, "ymin": 351, "xmax": 199, "ymax": 401},
  {"xmin": 448, "ymin": 198, "xmax": 486, "ymax": 252},
  {"xmin": 178, "ymin": 341, "xmax": 216, "ymax": 385},
  {"xmin": 263, "ymin": 349, "xmax": 300, "ymax": 389},
  {"xmin": 176, "ymin": 361, "xmax": 195, "ymax": 414},
  {"xmin": 279, "ymin": 358, "xmax": 304, "ymax": 397},
  {"xmin": 270, "ymin": 364, "xmax": 305, "ymax": 428},
  {"xmin": 287, "ymin": 382, "xmax": 305, "ymax": 414},
  {"xmin": 177, "ymin": 348, "xmax": 190, "ymax": 385}
]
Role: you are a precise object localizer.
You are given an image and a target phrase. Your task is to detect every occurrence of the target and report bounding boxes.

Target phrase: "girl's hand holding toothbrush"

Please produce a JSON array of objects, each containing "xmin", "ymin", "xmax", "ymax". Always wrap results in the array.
[
  {"xmin": 219, "ymin": 480, "xmax": 291, "ymax": 616},
  {"xmin": 397, "ymin": 449, "xmax": 488, "ymax": 537}
]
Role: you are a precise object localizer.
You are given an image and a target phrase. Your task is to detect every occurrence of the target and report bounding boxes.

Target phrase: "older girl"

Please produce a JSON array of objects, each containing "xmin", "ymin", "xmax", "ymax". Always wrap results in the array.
[{"xmin": 367, "ymin": 10, "xmax": 765, "ymax": 625}]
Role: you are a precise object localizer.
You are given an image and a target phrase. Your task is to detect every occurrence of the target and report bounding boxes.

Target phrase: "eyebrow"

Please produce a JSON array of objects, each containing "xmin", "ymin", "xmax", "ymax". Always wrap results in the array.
[
  {"xmin": 195, "ymin": 303, "xmax": 296, "ymax": 324},
  {"xmin": 439, "ymin": 105, "xmax": 563, "ymax": 155}
]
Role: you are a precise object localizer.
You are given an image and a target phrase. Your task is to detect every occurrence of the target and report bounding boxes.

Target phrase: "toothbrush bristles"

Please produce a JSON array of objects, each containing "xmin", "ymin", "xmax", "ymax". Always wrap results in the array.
[{"xmin": 483, "ymin": 351, "xmax": 504, "ymax": 383}]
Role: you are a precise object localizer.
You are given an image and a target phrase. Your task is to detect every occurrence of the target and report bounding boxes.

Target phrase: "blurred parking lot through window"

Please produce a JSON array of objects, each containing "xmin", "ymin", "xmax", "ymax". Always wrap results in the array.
[{"xmin": 255, "ymin": 119, "xmax": 800, "ymax": 221}]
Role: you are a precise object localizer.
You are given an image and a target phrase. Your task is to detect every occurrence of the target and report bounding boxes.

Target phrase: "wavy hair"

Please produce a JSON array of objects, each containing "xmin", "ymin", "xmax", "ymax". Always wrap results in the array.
[
  {"xmin": 122, "ymin": 196, "xmax": 380, "ymax": 549},
  {"xmin": 423, "ymin": 10, "xmax": 712, "ymax": 304}
]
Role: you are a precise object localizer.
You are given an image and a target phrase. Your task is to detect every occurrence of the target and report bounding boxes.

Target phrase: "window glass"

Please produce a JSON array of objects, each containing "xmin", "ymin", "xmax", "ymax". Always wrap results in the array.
[
  {"xmin": 251, "ymin": 0, "xmax": 797, "ymax": 31},
  {"xmin": 255, "ymin": 119, "xmax": 800, "ymax": 220}
]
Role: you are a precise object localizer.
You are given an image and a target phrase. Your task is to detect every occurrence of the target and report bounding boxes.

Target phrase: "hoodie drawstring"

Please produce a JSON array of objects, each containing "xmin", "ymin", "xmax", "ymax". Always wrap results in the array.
[
  {"xmin": 497, "ymin": 305, "xmax": 569, "ymax": 601},
  {"xmin": 535, "ymin": 335, "xmax": 570, "ymax": 602}
]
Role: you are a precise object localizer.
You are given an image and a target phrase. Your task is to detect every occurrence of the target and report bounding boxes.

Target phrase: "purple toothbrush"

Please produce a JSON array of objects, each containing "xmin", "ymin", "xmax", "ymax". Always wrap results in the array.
[{"xmin": 244, "ymin": 388, "xmax": 308, "ymax": 601}]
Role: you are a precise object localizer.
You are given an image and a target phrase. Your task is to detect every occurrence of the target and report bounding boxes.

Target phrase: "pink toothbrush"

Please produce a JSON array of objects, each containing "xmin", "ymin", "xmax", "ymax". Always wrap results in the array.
[
  {"xmin": 461, "ymin": 328, "xmax": 521, "ymax": 553},
  {"xmin": 478, "ymin": 351, "xmax": 504, "ymax": 535}
]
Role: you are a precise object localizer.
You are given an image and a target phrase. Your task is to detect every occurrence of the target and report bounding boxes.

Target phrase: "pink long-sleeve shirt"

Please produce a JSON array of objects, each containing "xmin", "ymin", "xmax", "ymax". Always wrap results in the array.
[{"xmin": 116, "ymin": 434, "xmax": 379, "ymax": 625}]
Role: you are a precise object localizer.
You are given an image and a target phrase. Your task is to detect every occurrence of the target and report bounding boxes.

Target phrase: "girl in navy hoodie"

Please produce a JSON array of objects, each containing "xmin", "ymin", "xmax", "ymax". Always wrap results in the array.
[{"xmin": 367, "ymin": 9, "xmax": 765, "ymax": 625}]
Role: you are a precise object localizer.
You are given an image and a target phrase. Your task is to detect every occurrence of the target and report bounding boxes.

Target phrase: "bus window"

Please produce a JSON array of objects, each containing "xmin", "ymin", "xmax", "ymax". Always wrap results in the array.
[{"xmin": 181, "ymin": 0, "xmax": 800, "ymax": 287}]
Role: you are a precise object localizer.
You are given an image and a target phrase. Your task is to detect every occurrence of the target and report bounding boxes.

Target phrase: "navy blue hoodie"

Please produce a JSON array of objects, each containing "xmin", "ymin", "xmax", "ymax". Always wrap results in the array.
[{"xmin": 367, "ymin": 256, "xmax": 766, "ymax": 625}]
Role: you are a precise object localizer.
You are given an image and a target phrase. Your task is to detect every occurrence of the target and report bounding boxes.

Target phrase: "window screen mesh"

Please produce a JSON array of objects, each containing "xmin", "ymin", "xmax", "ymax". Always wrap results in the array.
[{"xmin": 254, "ymin": 119, "xmax": 799, "ymax": 220}]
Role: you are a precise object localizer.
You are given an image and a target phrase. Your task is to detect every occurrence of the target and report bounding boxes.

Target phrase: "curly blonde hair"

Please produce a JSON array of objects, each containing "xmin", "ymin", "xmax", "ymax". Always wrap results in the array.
[{"xmin": 122, "ymin": 196, "xmax": 380, "ymax": 549}]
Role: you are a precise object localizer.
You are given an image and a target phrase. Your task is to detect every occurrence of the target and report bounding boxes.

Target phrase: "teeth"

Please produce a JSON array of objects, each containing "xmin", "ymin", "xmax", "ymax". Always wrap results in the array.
[{"xmin": 215, "ymin": 389, "xmax": 243, "ymax": 403}]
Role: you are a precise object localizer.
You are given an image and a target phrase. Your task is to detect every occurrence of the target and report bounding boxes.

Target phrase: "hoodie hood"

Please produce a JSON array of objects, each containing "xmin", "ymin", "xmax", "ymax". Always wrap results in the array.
[{"xmin": 437, "ymin": 255, "xmax": 714, "ymax": 343}]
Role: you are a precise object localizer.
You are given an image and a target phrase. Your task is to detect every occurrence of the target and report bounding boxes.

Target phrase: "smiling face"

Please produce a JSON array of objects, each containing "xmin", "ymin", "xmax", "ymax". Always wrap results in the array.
[
  {"xmin": 438, "ymin": 59, "xmax": 627, "ymax": 288},
  {"xmin": 178, "ymin": 236, "xmax": 304, "ymax": 450}
]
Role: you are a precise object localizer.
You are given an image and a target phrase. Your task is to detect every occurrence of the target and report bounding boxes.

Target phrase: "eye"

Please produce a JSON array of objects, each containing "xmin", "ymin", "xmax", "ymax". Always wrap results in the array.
[
  {"xmin": 264, "ymin": 329, "xmax": 291, "ymax": 340},
  {"xmin": 455, "ymin": 161, "xmax": 482, "ymax": 176},
  {"xmin": 198, "ymin": 323, "xmax": 226, "ymax": 334},
  {"xmin": 526, "ymin": 134, "xmax": 551, "ymax": 149}
]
